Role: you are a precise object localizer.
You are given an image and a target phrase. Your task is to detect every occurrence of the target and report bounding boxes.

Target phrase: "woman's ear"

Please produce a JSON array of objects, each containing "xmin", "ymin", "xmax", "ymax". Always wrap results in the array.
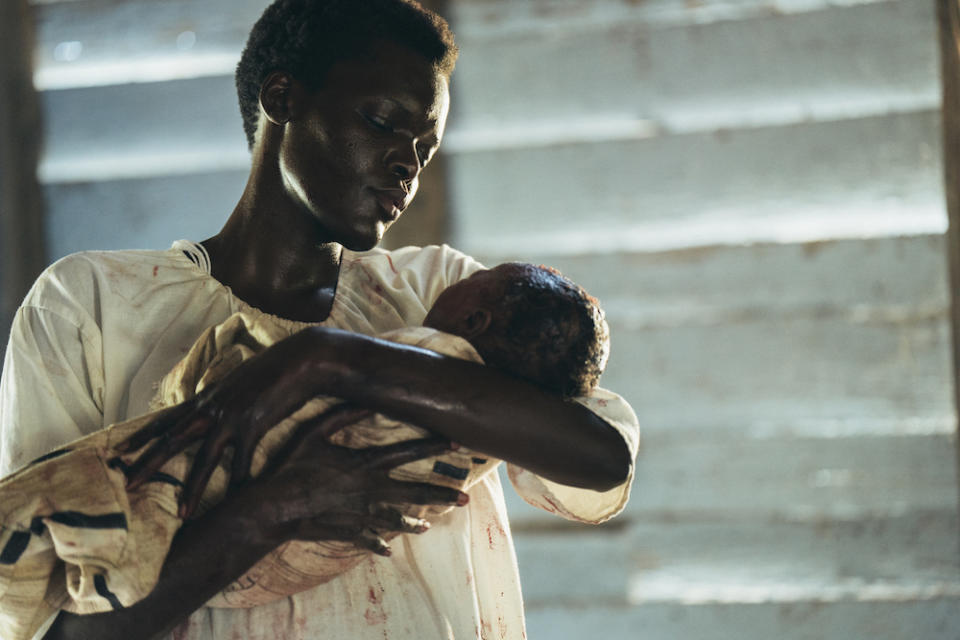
[
  {"xmin": 259, "ymin": 71, "xmax": 296, "ymax": 125},
  {"xmin": 461, "ymin": 309, "xmax": 492, "ymax": 340}
]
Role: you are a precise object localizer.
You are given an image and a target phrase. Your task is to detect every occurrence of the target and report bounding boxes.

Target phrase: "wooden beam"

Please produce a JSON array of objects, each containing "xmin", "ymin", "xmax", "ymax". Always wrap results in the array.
[
  {"xmin": 937, "ymin": 0, "xmax": 960, "ymax": 522},
  {"xmin": 0, "ymin": 0, "xmax": 46, "ymax": 352},
  {"xmin": 382, "ymin": 0, "xmax": 452, "ymax": 249}
]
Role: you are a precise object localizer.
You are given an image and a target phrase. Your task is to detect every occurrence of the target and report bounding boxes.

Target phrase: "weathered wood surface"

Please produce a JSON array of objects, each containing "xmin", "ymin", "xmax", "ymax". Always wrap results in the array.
[
  {"xmin": 502, "ymin": 432, "xmax": 958, "ymax": 522},
  {"xmin": 524, "ymin": 599, "xmax": 960, "ymax": 640},
  {"xmin": 1, "ymin": 0, "xmax": 46, "ymax": 356},
  {"xmin": 43, "ymin": 169, "xmax": 247, "ymax": 259},
  {"xmin": 448, "ymin": 109, "xmax": 943, "ymax": 255},
  {"xmin": 510, "ymin": 508, "xmax": 960, "ymax": 636},
  {"xmin": 39, "ymin": 75, "xmax": 248, "ymax": 182},
  {"xmin": 31, "ymin": 0, "xmax": 268, "ymax": 89},
  {"xmin": 510, "ymin": 510, "xmax": 959, "ymax": 604},
  {"xmin": 448, "ymin": 0, "xmax": 937, "ymax": 136}
]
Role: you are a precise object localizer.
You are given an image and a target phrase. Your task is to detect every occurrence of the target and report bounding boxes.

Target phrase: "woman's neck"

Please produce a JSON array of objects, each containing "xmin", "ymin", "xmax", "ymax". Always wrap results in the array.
[{"xmin": 202, "ymin": 182, "xmax": 345, "ymax": 323}]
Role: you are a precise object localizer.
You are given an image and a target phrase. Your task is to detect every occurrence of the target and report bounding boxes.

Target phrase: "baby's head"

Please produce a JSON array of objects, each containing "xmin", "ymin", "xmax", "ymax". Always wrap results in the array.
[{"xmin": 423, "ymin": 263, "xmax": 609, "ymax": 398}]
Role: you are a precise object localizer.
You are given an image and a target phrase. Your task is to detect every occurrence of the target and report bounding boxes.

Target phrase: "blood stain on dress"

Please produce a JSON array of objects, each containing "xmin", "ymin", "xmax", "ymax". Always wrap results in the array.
[
  {"xmin": 481, "ymin": 618, "xmax": 493, "ymax": 637},
  {"xmin": 486, "ymin": 520, "xmax": 506, "ymax": 550},
  {"xmin": 542, "ymin": 495, "xmax": 561, "ymax": 514},
  {"xmin": 364, "ymin": 607, "xmax": 387, "ymax": 625}
]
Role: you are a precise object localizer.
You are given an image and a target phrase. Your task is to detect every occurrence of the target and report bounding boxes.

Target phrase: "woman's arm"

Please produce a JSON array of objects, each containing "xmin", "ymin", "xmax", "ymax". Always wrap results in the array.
[{"xmin": 122, "ymin": 327, "xmax": 633, "ymax": 517}]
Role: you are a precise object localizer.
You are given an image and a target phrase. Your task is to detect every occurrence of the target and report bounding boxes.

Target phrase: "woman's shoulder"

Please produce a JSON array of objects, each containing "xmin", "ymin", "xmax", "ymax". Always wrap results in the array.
[
  {"xmin": 345, "ymin": 243, "xmax": 485, "ymax": 284},
  {"xmin": 21, "ymin": 247, "xmax": 206, "ymax": 325},
  {"xmin": 331, "ymin": 245, "xmax": 486, "ymax": 331}
]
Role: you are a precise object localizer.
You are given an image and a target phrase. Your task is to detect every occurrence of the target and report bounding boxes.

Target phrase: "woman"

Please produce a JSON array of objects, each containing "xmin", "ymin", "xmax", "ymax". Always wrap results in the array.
[{"xmin": 0, "ymin": 1, "xmax": 638, "ymax": 638}]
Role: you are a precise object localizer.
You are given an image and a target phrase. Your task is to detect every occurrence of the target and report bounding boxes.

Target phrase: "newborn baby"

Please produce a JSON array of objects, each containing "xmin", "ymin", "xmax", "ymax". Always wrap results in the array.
[{"xmin": 0, "ymin": 263, "xmax": 609, "ymax": 634}]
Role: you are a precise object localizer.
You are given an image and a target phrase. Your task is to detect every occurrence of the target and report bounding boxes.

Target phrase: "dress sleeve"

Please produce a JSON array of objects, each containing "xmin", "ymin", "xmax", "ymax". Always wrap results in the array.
[
  {"xmin": 0, "ymin": 304, "xmax": 104, "ymax": 477},
  {"xmin": 505, "ymin": 387, "xmax": 639, "ymax": 524},
  {"xmin": 387, "ymin": 244, "xmax": 486, "ymax": 310},
  {"xmin": 0, "ymin": 300, "xmax": 107, "ymax": 640}
]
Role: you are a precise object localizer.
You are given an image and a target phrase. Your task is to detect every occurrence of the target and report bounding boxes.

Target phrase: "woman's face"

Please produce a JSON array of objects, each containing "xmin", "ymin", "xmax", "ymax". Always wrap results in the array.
[{"xmin": 277, "ymin": 40, "xmax": 450, "ymax": 251}]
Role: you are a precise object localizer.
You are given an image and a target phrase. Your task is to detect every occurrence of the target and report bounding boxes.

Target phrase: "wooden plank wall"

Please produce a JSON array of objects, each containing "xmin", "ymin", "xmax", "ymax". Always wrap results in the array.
[
  {"xmin": 448, "ymin": 1, "xmax": 960, "ymax": 637},
  {"xmin": 26, "ymin": 0, "xmax": 960, "ymax": 637}
]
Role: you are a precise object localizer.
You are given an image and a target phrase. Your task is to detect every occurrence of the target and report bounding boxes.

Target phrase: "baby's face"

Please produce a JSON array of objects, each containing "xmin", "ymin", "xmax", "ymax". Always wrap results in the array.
[{"xmin": 423, "ymin": 264, "xmax": 524, "ymax": 335}]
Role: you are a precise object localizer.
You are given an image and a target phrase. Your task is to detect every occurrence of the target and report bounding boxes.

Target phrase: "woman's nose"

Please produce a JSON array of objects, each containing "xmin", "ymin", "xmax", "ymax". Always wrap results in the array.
[{"xmin": 387, "ymin": 144, "xmax": 420, "ymax": 181}]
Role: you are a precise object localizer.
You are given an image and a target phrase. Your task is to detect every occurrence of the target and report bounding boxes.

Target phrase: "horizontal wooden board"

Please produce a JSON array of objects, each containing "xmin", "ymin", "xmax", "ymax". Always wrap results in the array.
[
  {"xmin": 508, "ymin": 510, "xmax": 959, "ymax": 606},
  {"xmin": 483, "ymin": 235, "xmax": 950, "ymax": 323},
  {"xmin": 43, "ymin": 169, "xmax": 247, "ymax": 261},
  {"xmin": 451, "ymin": 0, "xmax": 901, "ymax": 37},
  {"xmin": 501, "ymin": 431, "xmax": 958, "ymax": 522},
  {"xmin": 31, "ymin": 0, "xmax": 267, "ymax": 88},
  {"xmin": 599, "ymin": 312, "xmax": 952, "ymax": 435},
  {"xmin": 523, "ymin": 598, "xmax": 960, "ymax": 640},
  {"xmin": 447, "ymin": 109, "xmax": 944, "ymax": 255},
  {"xmin": 39, "ymin": 74, "xmax": 249, "ymax": 182},
  {"xmin": 447, "ymin": 0, "xmax": 937, "ymax": 136}
]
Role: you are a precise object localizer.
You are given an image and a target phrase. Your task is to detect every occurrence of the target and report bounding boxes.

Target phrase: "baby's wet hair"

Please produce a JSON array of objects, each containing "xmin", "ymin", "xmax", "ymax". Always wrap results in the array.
[{"xmin": 479, "ymin": 264, "xmax": 609, "ymax": 398}]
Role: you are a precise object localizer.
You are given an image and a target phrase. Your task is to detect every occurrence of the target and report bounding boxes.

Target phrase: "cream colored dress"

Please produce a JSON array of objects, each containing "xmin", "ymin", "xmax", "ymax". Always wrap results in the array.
[{"xmin": 0, "ymin": 241, "xmax": 639, "ymax": 640}]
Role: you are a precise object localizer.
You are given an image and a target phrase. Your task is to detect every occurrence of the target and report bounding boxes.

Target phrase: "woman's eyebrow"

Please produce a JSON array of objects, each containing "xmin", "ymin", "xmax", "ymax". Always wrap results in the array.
[{"xmin": 376, "ymin": 97, "xmax": 443, "ymax": 137}]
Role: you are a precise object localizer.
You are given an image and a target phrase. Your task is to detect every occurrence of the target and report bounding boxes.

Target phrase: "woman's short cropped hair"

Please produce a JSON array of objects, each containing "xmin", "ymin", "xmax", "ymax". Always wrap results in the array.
[{"xmin": 236, "ymin": 0, "xmax": 458, "ymax": 148}]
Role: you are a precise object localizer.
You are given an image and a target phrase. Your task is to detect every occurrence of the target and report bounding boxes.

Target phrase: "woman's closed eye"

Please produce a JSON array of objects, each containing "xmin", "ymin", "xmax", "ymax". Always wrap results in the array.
[{"xmin": 361, "ymin": 111, "xmax": 394, "ymax": 133}]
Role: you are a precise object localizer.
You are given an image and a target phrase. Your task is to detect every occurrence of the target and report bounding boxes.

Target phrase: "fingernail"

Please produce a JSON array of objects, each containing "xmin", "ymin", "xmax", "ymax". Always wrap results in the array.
[{"xmin": 456, "ymin": 492, "xmax": 469, "ymax": 506}]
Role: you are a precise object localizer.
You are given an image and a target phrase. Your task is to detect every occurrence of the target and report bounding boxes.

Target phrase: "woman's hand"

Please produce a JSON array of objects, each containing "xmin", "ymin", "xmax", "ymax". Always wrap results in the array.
[
  {"xmin": 117, "ymin": 329, "xmax": 331, "ymax": 516},
  {"xmin": 247, "ymin": 403, "xmax": 468, "ymax": 555}
]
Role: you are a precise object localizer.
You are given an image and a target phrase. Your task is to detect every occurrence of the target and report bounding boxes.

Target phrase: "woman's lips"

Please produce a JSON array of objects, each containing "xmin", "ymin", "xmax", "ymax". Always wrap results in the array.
[{"xmin": 373, "ymin": 189, "xmax": 407, "ymax": 221}]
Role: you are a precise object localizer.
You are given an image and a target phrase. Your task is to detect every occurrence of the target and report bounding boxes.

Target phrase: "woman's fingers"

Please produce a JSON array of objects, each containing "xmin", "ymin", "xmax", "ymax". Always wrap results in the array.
[
  {"xmin": 373, "ymin": 479, "xmax": 469, "ymax": 507},
  {"xmin": 295, "ymin": 524, "xmax": 393, "ymax": 557},
  {"xmin": 366, "ymin": 506, "xmax": 430, "ymax": 534},
  {"xmin": 178, "ymin": 434, "xmax": 231, "ymax": 519},
  {"xmin": 124, "ymin": 413, "xmax": 213, "ymax": 489},
  {"xmin": 114, "ymin": 402, "xmax": 194, "ymax": 454},
  {"xmin": 362, "ymin": 437, "xmax": 453, "ymax": 471},
  {"xmin": 282, "ymin": 403, "xmax": 374, "ymax": 459},
  {"xmin": 262, "ymin": 404, "xmax": 375, "ymax": 477},
  {"xmin": 309, "ymin": 402, "xmax": 373, "ymax": 438},
  {"xmin": 356, "ymin": 529, "xmax": 392, "ymax": 556}
]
